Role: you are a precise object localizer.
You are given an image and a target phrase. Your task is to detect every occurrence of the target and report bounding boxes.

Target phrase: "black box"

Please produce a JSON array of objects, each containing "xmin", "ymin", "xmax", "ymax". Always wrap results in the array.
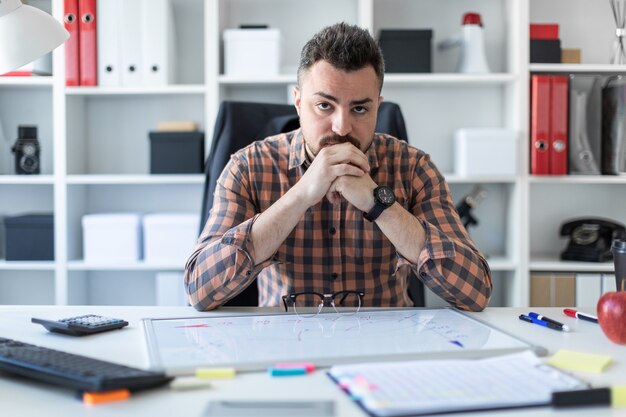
[
  {"xmin": 4, "ymin": 214, "xmax": 54, "ymax": 261},
  {"xmin": 530, "ymin": 39, "xmax": 561, "ymax": 63},
  {"xmin": 378, "ymin": 29, "xmax": 433, "ymax": 73},
  {"xmin": 149, "ymin": 131, "xmax": 205, "ymax": 174}
]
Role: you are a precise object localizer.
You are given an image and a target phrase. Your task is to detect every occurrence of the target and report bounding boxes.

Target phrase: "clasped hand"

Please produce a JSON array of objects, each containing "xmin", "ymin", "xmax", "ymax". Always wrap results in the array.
[{"xmin": 297, "ymin": 142, "xmax": 376, "ymax": 211}]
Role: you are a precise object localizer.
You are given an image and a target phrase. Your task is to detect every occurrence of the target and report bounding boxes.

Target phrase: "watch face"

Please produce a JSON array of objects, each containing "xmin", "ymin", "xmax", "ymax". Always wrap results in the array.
[{"xmin": 376, "ymin": 186, "xmax": 395, "ymax": 205}]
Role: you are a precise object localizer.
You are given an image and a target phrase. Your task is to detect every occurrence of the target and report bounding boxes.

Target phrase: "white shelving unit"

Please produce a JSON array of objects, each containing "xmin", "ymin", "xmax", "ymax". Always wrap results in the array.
[{"xmin": 0, "ymin": 0, "xmax": 621, "ymax": 307}]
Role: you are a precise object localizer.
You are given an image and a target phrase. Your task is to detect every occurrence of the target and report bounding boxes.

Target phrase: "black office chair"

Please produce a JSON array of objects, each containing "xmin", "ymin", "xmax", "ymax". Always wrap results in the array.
[{"xmin": 199, "ymin": 100, "xmax": 424, "ymax": 307}]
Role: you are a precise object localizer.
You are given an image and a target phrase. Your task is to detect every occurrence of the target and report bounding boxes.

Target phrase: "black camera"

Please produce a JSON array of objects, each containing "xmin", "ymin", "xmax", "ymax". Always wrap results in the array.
[{"xmin": 11, "ymin": 125, "xmax": 40, "ymax": 175}]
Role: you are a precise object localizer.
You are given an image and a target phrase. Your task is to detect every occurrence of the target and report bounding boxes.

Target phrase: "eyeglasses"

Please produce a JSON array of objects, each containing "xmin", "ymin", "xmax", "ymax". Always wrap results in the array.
[{"xmin": 282, "ymin": 290, "xmax": 365, "ymax": 318}]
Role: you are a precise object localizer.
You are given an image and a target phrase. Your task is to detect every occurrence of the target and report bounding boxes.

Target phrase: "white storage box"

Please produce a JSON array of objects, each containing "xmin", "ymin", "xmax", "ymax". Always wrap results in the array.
[
  {"xmin": 143, "ymin": 213, "xmax": 199, "ymax": 264},
  {"xmin": 82, "ymin": 213, "xmax": 142, "ymax": 262},
  {"xmin": 223, "ymin": 28, "xmax": 281, "ymax": 76},
  {"xmin": 454, "ymin": 128, "xmax": 518, "ymax": 176}
]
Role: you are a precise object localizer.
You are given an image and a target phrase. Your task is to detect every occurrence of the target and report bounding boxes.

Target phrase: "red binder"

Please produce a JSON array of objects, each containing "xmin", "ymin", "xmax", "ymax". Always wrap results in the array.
[
  {"xmin": 530, "ymin": 75, "xmax": 551, "ymax": 175},
  {"xmin": 549, "ymin": 75, "xmax": 569, "ymax": 175},
  {"xmin": 64, "ymin": 0, "xmax": 80, "ymax": 86},
  {"xmin": 78, "ymin": 0, "xmax": 97, "ymax": 86}
]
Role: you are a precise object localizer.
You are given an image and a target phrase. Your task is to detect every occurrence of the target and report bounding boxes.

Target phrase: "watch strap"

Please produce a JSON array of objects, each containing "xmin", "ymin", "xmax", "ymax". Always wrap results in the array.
[{"xmin": 363, "ymin": 201, "xmax": 386, "ymax": 222}]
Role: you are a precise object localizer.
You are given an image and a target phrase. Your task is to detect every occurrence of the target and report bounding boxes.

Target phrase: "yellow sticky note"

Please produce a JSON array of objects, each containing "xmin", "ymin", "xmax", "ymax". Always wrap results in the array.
[
  {"xmin": 612, "ymin": 386, "xmax": 626, "ymax": 407},
  {"xmin": 548, "ymin": 349, "xmax": 612, "ymax": 373},
  {"xmin": 195, "ymin": 367, "xmax": 236, "ymax": 379}
]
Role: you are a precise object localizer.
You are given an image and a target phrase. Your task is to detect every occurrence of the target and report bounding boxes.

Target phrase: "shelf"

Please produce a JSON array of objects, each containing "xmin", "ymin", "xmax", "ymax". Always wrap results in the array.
[
  {"xmin": 68, "ymin": 260, "xmax": 185, "ymax": 271},
  {"xmin": 444, "ymin": 174, "xmax": 517, "ymax": 184},
  {"xmin": 485, "ymin": 256, "xmax": 517, "ymax": 271},
  {"xmin": 66, "ymin": 174, "xmax": 204, "ymax": 185},
  {"xmin": 0, "ymin": 175, "xmax": 55, "ymax": 185},
  {"xmin": 0, "ymin": 260, "xmax": 55, "ymax": 271},
  {"xmin": 0, "ymin": 77, "xmax": 53, "ymax": 87},
  {"xmin": 529, "ymin": 175, "xmax": 626, "ymax": 185},
  {"xmin": 65, "ymin": 84, "xmax": 206, "ymax": 96},
  {"xmin": 529, "ymin": 64, "xmax": 626, "ymax": 73},
  {"xmin": 530, "ymin": 255, "xmax": 615, "ymax": 273}
]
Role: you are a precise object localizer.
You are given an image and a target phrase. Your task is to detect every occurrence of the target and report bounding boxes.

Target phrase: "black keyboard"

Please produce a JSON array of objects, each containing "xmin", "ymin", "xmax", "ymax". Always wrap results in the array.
[{"xmin": 0, "ymin": 337, "xmax": 173, "ymax": 392}]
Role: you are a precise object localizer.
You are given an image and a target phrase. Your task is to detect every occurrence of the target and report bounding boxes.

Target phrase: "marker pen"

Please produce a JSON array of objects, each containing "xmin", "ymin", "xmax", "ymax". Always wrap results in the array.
[
  {"xmin": 552, "ymin": 386, "xmax": 626, "ymax": 408},
  {"xmin": 518, "ymin": 314, "xmax": 569, "ymax": 332},
  {"xmin": 563, "ymin": 308, "xmax": 598, "ymax": 323},
  {"xmin": 529, "ymin": 312, "xmax": 569, "ymax": 330}
]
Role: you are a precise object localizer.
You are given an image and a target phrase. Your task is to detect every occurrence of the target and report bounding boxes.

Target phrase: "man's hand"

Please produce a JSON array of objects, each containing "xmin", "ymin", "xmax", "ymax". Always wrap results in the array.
[
  {"xmin": 328, "ymin": 173, "xmax": 377, "ymax": 211},
  {"xmin": 294, "ymin": 142, "xmax": 370, "ymax": 207}
]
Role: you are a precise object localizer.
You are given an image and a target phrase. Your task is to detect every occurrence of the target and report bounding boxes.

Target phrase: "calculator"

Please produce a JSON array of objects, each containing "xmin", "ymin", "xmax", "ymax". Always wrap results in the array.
[{"xmin": 31, "ymin": 314, "xmax": 129, "ymax": 336}]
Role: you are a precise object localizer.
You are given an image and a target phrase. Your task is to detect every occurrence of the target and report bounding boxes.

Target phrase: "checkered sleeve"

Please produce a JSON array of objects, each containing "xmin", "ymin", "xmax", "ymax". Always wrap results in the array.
[
  {"xmin": 412, "ymin": 153, "xmax": 492, "ymax": 311},
  {"xmin": 184, "ymin": 155, "xmax": 270, "ymax": 311}
]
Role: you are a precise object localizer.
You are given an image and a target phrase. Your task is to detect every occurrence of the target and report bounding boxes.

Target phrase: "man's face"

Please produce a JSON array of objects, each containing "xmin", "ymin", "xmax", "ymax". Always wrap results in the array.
[{"xmin": 294, "ymin": 60, "xmax": 382, "ymax": 156}]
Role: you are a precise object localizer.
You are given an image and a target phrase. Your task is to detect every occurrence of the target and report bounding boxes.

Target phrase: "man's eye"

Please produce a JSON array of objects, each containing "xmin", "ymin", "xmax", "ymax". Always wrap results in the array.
[
  {"xmin": 353, "ymin": 106, "xmax": 367, "ymax": 114},
  {"xmin": 317, "ymin": 103, "xmax": 331, "ymax": 111}
]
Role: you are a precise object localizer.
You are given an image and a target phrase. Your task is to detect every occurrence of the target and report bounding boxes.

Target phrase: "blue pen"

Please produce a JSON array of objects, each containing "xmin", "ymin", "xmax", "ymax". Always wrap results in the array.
[
  {"xmin": 528, "ymin": 312, "xmax": 570, "ymax": 331},
  {"xmin": 519, "ymin": 314, "xmax": 570, "ymax": 332}
]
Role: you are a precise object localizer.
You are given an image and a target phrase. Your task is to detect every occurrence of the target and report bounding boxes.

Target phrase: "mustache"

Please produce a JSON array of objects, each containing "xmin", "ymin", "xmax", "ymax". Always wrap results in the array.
[{"xmin": 319, "ymin": 134, "xmax": 360, "ymax": 149}]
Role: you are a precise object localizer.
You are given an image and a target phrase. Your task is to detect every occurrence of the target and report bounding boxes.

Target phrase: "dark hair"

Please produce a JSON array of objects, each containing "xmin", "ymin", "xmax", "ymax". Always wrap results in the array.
[{"xmin": 297, "ymin": 22, "xmax": 385, "ymax": 91}]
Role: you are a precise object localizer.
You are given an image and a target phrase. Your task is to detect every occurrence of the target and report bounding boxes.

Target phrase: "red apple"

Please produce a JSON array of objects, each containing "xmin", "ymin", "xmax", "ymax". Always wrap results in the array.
[{"xmin": 597, "ymin": 291, "xmax": 626, "ymax": 344}]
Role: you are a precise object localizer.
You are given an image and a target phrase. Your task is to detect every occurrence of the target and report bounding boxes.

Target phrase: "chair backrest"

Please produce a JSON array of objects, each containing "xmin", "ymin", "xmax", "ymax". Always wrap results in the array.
[{"xmin": 199, "ymin": 100, "xmax": 423, "ymax": 307}]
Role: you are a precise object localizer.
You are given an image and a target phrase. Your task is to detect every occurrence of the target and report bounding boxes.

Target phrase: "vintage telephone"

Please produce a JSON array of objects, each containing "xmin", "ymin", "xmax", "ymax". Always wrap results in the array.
[{"xmin": 560, "ymin": 218, "xmax": 626, "ymax": 262}]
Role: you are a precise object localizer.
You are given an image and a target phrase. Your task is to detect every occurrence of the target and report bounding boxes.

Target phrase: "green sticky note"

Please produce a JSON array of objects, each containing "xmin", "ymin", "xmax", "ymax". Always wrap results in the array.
[{"xmin": 548, "ymin": 349, "xmax": 612, "ymax": 373}]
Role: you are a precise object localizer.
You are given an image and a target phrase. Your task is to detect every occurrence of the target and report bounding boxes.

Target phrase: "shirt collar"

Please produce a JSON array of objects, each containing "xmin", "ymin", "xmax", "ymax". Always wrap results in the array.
[{"xmin": 289, "ymin": 129, "xmax": 381, "ymax": 171}]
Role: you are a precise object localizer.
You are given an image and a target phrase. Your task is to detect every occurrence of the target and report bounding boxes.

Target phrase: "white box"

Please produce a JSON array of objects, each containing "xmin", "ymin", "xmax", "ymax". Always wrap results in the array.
[
  {"xmin": 454, "ymin": 128, "xmax": 518, "ymax": 176},
  {"xmin": 82, "ymin": 213, "xmax": 142, "ymax": 262},
  {"xmin": 143, "ymin": 213, "xmax": 199, "ymax": 264},
  {"xmin": 223, "ymin": 28, "xmax": 281, "ymax": 76}
]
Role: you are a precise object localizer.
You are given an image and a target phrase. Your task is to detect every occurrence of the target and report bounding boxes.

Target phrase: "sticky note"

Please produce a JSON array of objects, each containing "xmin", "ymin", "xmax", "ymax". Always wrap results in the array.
[
  {"xmin": 268, "ymin": 367, "xmax": 308, "ymax": 377},
  {"xmin": 169, "ymin": 376, "xmax": 212, "ymax": 391},
  {"xmin": 548, "ymin": 349, "xmax": 612, "ymax": 373},
  {"xmin": 195, "ymin": 367, "xmax": 236, "ymax": 379},
  {"xmin": 83, "ymin": 389, "xmax": 130, "ymax": 405},
  {"xmin": 612, "ymin": 386, "xmax": 626, "ymax": 407},
  {"xmin": 274, "ymin": 362, "xmax": 316, "ymax": 373}
]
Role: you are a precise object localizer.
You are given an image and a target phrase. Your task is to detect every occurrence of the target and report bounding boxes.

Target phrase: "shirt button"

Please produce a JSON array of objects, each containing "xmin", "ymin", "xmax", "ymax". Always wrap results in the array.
[
  {"xmin": 331, "ymin": 273, "xmax": 339, "ymax": 280},
  {"xmin": 246, "ymin": 270, "xmax": 252, "ymax": 276},
  {"xmin": 329, "ymin": 226, "xmax": 336, "ymax": 235}
]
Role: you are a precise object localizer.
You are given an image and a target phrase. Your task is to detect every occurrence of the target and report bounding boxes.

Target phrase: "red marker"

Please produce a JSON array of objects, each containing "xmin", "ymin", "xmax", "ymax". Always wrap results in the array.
[{"xmin": 563, "ymin": 308, "xmax": 598, "ymax": 323}]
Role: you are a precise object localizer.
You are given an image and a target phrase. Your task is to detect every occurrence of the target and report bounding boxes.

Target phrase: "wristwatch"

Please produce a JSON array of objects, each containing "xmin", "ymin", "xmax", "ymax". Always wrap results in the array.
[{"xmin": 363, "ymin": 186, "xmax": 396, "ymax": 222}]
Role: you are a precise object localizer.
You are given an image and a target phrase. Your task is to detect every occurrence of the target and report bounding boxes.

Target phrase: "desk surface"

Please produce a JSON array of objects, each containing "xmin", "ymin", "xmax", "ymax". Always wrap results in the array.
[{"xmin": 0, "ymin": 305, "xmax": 624, "ymax": 417}]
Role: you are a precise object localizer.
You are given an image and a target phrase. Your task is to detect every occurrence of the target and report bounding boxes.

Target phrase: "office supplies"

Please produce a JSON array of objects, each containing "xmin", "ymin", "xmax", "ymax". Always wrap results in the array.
[
  {"xmin": 31, "ymin": 314, "xmax": 129, "ymax": 336},
  {"xmin": 519, "ymin": 314, "xmax": 568, "ymax": 331},
  {"xmin": 550, "ymin": 75, "xmax": 569, "ymax": 175},
  {"xmin": 275, "ymin": 362, "xmax": 316, "ymax": 373},
  {"xmin": 204, "ymin": 400, "xmax": 335, "ymax": 417},
  {"xmin": 552, "ymin": 386, "xmax": 626, "ymax": 408},
  {"xmin": 96, "ymin": 0, "xmax": 121, "ymax": 86},
  {"xmin": 602, "ymin": 76, "xmax": 626, "ymax": 174},
  {"xmin": 0, "ymin": 337, "xmax": 173, "ymax": 392},
  {"xmin": 83, "ymin": 389, "xmax": 130, "ymax": 405},
  {"xmin": 564, "ymin": 308, "xmax": 598, "ymax": 323},
  {"xmin": 169, "ymin": 377, "xmax": 211, "ymax": 391},
  {"xmin": 140, "ymin": 0, "xmax": 176, "ymax": 86},
  {"xmin": 268, "ymin": 367, "xmax": 308, "ymax": 377},
  {"xmin": 328, "ymin": 350, "xmax": 587, "ymax": 417},
  {"xmin": 569, "ymin": 75, "xmax": 603, "ymax": 175},
  {"xmin": 528, "ymin": 312, "xmax": 569, "ymax": 330},
  {"xmin": 120, "ymin": 0, "xmax": 142, "ymax": 86},
  {"xmin": 77, "ymin": 0, "xmax": 96, "ymax": 86},
  {"xmin": 143, "ymin": 308, "xmax": 545, "ymax": 375},
  {"xmin": 453, "ymin": 128, "xmax": 517, "ymax": 176},
  {"xmin": 195, "ymin": 368, "xmax": 236, "ymax": 379},
  {"xmin": 548, "ymin": 349, "xmax": 612, "ymax": 373},
  {"xmin": 63, "ymin": 0, "xmax": 79, "ymax": 86}
]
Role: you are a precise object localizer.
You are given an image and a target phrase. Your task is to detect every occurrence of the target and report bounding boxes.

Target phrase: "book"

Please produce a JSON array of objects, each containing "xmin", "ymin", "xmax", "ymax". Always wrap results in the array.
[{"xmin": 328, "ymin": 351, "xmax": 587, "ymax": 417}]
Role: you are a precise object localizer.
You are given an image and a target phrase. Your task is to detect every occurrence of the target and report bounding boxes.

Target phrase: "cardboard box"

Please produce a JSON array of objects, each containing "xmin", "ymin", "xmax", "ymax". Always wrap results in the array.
[
  {"xmin": 82, "ymin": 213, "xmax": 142, "ymax": 262},
  {"xmin": 454, "ymin": 128, "xmax": 518, "ymax": 176},
  {"xmin": 378, "ymin": 29, "xmax": 432, "ymax": 73},
  {"xmin": 143, "ymin": 213, "xmax": 199, "ymax": 264},
  {"xmin": 149, "ymin": 131, "xmax": 204, "ymax": 174},
  {"xmin": 224, "ymin": 28, "xmax": 281, "ymax": 76},
  {"xmin": 4, "ymin": 213, "xmax": 54, "ymax": 260}
]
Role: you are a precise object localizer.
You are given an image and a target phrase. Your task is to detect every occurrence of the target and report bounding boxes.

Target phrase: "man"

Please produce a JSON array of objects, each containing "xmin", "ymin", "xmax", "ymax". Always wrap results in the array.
[{"xmin": 185, "ymin": 22, "xmax": 492, "ymax": 311}]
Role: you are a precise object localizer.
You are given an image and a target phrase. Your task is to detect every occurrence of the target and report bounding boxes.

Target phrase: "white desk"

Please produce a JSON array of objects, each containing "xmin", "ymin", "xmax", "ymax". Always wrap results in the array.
[{"xmin": 1, "ymin": 306, "xmax": 624, "ymax": 417}]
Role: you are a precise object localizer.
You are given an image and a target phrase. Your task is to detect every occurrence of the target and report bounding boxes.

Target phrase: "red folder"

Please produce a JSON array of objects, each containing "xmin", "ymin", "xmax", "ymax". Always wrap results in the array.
[
  {"xmin": 549, "ymin": 76, "xmax": 569, "ymax": 175},
  {"xmin": 78, "ymin": 0, "xmax": 97, "ymax": 86},
  {"xmin": 64, "ymin": 0, "xmax": 80, "ymax": 86},
  {"xmin": 530, "ymin": 75, "xmax": 551, "ymax": 175}
]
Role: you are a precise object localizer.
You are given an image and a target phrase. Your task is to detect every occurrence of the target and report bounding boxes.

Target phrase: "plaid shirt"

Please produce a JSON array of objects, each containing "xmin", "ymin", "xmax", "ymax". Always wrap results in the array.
[{"xmin": 185, "ymin": 129, "xmax": 492, "ymax": 311}]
